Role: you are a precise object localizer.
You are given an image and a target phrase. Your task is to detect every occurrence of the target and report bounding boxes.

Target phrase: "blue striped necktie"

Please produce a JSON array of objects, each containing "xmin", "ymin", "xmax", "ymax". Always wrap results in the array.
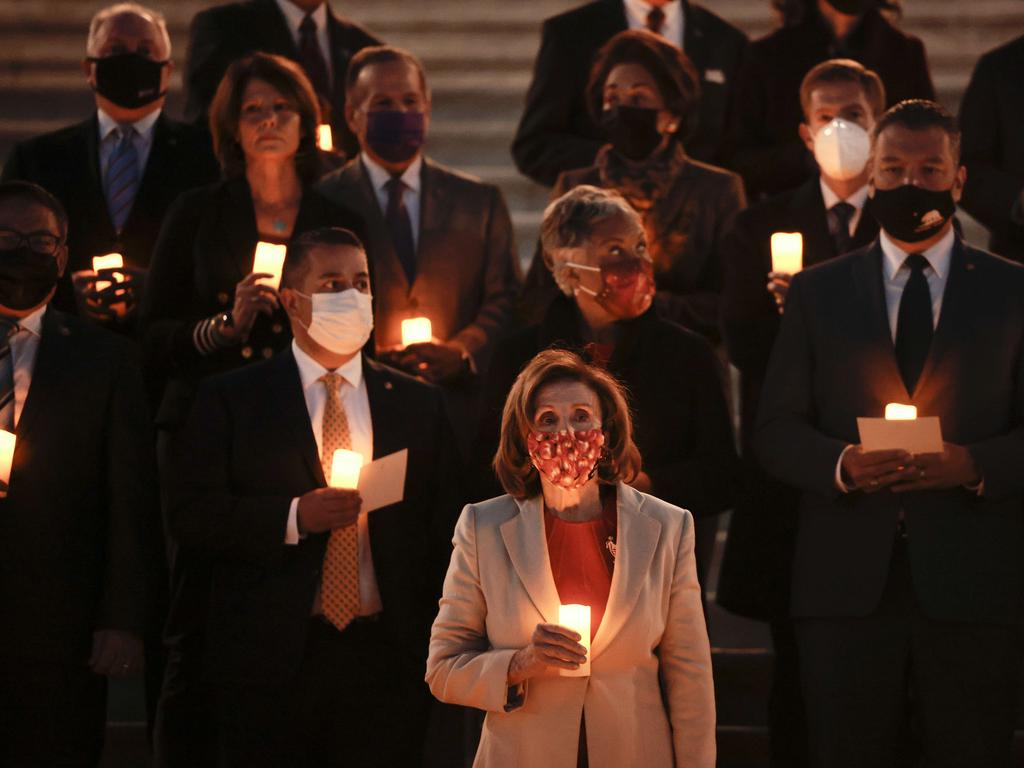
[
  {"xmin": 0, "ymin": 318, "xmax": 21, "ymax": 432},
  {"xmin": 105, "ymin": 126, "xmax": 139, "ymax": 234}
]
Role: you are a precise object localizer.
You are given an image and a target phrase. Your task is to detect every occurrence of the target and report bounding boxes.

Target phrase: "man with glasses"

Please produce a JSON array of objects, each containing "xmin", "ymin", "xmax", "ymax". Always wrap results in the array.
[
  {"xmin": 0, "ymin": 181, "xmax": 158, "ymax": 767},
  {"xmin": 2, "ymin": 2, "xmax": 218, "ymax": 329}
]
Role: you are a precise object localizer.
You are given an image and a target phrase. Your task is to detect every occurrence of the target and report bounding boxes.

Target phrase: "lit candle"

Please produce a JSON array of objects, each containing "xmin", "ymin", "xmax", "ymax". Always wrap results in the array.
[
  {"xmin": 401, "ymin": 317, "xmax": 432, "ymax": 347},
  {"xmin": 885, "ymin": 403, "xmax": 918, "ymax": 421},
  {"xmin": 330, "ymin": 449, "xmax": 364, "ymax": 489},
  {"xmin": 252, "ymin": 242, "xmax": 288, "ymax": 290},
  {"xmin": 92, "ymin": 252, "xmax": 125, "ymax": 292},
  {"xmin": 770, "ymin": 232, "xmax": 803, "ymax": 274},
  {"xmin": 558, "ymin": 604, "xmax": 591, "ymax": 677},
  {"xmin": 317, "ymin": 124, "xmax": 334, "ymax": 152},
  {"xmin": 0, "ymin": 429, "xmax": 15, "ymax": 496}
]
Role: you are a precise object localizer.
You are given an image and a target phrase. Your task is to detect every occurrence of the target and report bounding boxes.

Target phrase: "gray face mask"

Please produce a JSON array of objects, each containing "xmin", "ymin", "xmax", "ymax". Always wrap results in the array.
[{"xmin": 295, "ymin": 288, "xmax": 374, "ymax": 355}]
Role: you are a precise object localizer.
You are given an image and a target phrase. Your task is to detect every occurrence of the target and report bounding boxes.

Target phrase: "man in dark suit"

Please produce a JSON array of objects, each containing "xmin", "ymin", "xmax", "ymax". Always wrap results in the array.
[
  {"xmin": 730, "ymin": 0, "xmax": 934, "ymax": 200},
  {"xmin": 717, "ymin": 58, "xmax": 885, "ymax": 768},
  {"xmin": 959, "ymin": 33, "xmax": 1024, "ymax": 263},
  {"xmin": 318, "ymin": 46, "xmax": 520, "ymax": 454},
  {"xmin": 168, "ymin": 226, "xmax": 458, "ymax": 767},
  {"xmin": 755, "ymin": 100, "xmax": 1024, "ymax": 767},
  {"xmin": 2, "ymin": 3, "xmax": 219, "ymax": 328},
  {"xmin": 511, "ymin": 0, "xmax": 748, "ymax": 187},
  {"xmin": 185, "ymin": 0, "xmax": 380, "ymax": 159},
  {"xmin": 0, "ymin": 181, "xmax": 158, "ymax": 766}
]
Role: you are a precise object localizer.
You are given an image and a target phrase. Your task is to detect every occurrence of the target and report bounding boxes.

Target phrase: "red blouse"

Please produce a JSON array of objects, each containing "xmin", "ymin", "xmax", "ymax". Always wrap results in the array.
[{"xmin": 544, "ymin": 487, "xmax": 617, "ymax": 641}]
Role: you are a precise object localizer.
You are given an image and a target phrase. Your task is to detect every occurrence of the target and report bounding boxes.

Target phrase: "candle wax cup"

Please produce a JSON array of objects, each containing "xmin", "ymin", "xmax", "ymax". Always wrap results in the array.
[
  {"xmin": 252, "ymin": 242, "xmax": 288, "ymax": 290},
  {"xmin": 330, "ymin": 449, "xmax": 364, "ymax": 489},
  {"xmin": 558, "ymin": 604, "xmax": 591, "ymax": 677},
  {"xmin": 770, "ymin": 232, "xmax": 803, "ymax": 275},
  {"xmin": 401, "ymin": 317, "xmax": 432, "ymax": 347}
]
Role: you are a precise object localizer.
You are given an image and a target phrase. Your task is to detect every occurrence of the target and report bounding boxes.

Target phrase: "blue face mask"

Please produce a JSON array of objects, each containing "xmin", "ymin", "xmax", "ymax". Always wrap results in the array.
[{"xmin": 365, "ymin": 110, "xmax": 425, "ymax": 164}]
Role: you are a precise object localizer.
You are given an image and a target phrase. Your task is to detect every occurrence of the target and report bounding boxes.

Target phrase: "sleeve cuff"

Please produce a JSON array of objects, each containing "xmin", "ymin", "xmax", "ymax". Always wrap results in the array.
[
  {"xmin": 835, "ymin": 444, "xmax": 856, "ymax": 493},
  {"xmin": 285, "ymin": 497, "xmax": 301, "ymax": 545}
]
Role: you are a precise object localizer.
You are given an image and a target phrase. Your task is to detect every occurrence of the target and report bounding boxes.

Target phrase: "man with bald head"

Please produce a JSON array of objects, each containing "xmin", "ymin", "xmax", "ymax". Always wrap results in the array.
[{"xmin": 3, "ymin": 2, "xmax": 218, "ymax": 330}]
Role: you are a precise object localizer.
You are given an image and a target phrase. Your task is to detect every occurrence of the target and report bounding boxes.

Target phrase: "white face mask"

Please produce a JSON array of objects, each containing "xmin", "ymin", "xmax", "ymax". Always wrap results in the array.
[
  {"xmin": 296, "ymin": 288, "xmax": 374, "ymax": 355},
  {"xmin": 812, "ymin": 118, "xmax": 871, "ymax": 182}
]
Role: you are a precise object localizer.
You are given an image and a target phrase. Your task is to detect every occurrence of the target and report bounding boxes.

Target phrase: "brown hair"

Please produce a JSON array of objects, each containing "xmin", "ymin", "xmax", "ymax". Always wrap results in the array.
[
  {"xmin": 344, "ymin": 44, "xmax": 429, "ymax": 107},
  {"xmin": 493, "ymin": 349, "xmax": 642, "ymax": 500},
  {"xmin": 208, "ymin": 52, "xmax": 321, "ymax": 182},
  {"xmin": 799, "ymin": 59, "xmax": 886, "ymax": 120},
  {"xmin": 872, "ymin": 99, "xmax": 961, "ymax": 163},
  {"xmin": 585, "ymin": 29, "xmax": 700, "ymax": 136}
]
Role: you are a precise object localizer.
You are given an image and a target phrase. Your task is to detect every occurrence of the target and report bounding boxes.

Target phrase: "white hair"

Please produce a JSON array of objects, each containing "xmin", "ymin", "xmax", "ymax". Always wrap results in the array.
[{"xmin": 87, "ymin": 3, "xmax": 172, "ymax": 58}]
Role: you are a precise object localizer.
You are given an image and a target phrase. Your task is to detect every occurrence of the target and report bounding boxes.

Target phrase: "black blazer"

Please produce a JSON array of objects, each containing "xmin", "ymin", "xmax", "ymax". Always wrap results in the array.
[
  {"xmin": 168, "ymin": 350, "xmax": 460, "ymax": 687},
  {"xmin": 184, "ymin": 0, "xmax": 380, "ymax": 159},
  {"xmin": 959, "ymin": 34, "xmax": 1024, "ymax": 263},
  {"xmin": 510, "ymin": 0, "xmax": 749, "ymax": 186},
  {"xmin": 138, "ymin": 177, "xmax": 365, "ymax": 429},
  {"xmin": 716, "ymin": 177, "xmax": 877, "ymax": 619},
  {"xmin": 1, "ymin": 113, "xmax": 219, "ymax": 317},
  {"xmin": 754, "ymin": 237, "xmax": 1024, "ymax": 624},
  {"xmin": 729, "ymin": 8, "xmax": 934, "ymax": 200},
  {"xmin": 0, "ymin": 310, "xmax": 158, "ymax": 666},
  {"xmin": 474, "ymin": 297, "xmax": 737, "ymax": 518}
]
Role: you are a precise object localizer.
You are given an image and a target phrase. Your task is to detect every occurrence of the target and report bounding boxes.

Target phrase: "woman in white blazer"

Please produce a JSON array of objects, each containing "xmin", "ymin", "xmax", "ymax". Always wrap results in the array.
[{"xmin": 426, "ymin": 347, "xmax": 715, "ymax": 768}]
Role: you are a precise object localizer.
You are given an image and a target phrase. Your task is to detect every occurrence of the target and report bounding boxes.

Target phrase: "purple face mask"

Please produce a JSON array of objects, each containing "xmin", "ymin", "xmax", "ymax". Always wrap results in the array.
[{"xmin": 365, "ymin": 110, "xmax": 425, "ymax": 164}]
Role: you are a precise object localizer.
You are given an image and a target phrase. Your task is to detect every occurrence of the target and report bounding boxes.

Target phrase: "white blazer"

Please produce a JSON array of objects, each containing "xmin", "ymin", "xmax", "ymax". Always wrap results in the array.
[{"xmin": 426, "ymin": 483, "xmax": 716, "ymax": 768}]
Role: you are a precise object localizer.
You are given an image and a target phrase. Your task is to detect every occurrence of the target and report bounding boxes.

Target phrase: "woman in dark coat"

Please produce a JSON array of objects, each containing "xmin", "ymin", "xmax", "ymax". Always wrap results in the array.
[{"xmin": 478, "ymin": 185, "xmax": 737, "ymax": 592}]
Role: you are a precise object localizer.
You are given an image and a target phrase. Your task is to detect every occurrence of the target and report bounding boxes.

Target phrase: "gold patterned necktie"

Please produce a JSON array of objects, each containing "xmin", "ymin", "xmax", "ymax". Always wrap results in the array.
[{"xmin": 319, "ymin": 372, "xmax": 361, "ymax": 631}]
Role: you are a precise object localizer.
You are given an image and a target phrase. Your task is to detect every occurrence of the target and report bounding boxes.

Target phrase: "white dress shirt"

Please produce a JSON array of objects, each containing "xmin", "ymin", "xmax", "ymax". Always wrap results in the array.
[
  {"xmin": 819, "ymin": 179, "xmax": 869, "ymax": 238},
  {"xmin": 624, "ymin": 0, "xmax": 684, "ymax": 46},
  {"xmin": 9, "ymin": 306, "xmax": 45, "ymax": 428},
  {"xmin": 285, "ymin": 340, "xmax": 382, "ymax": 616},
  {"xmin": 835, "ymin": 225, "xmax": 957, "ymax": 492},
  {"xmin": 362, "ymin": 152, "xmax": 423, "ymax": 252},
  {"xmin": 274, "ymin": 0, "xmax": 332, "ymax": 84},
  {"xmin": 97, "ymin": 107, "xmax": 160, "ymax": 181}
]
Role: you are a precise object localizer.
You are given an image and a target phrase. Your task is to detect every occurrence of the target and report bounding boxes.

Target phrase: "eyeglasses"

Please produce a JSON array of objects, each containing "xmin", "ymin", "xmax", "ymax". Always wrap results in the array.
[{"xmin": 0, "ymin": 228, "xmax": 62, "ymax": 256}]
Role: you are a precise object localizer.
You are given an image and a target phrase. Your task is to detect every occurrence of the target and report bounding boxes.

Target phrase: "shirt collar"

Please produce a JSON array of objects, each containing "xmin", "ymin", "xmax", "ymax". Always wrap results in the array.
[
  {"xmin": 274, "ymin": 0, "xmax": 328, "ymax": 35},
  {"xmin": 291, "ymin": 338, "xmax": 364, "ymax": 392},
  {"xmin": 361, "ymin": 151, "xmax": 423, "ymax": 194},
  {"xmin": 16, "ymin": 305, "xmax": 45, "ymax": 337},
  {"xmin": 879, "ymin": 224, "xmax": 956, "ymax": 282},
  {"xmin": 819, "ymin": 178, "xmax": 869, "ymax": 212},
  {"xmin": 97, "ymin": 107, "xmax": 161, "ymax": 143},
  {"xmin": 623, "ymin": 0, "xmax": 682, "ymax": 26}
]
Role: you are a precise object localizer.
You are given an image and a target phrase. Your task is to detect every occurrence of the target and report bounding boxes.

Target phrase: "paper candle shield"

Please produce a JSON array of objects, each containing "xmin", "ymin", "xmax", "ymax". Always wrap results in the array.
[
  {"xmin": 252, "ymin": 242, "xmax": 288, "ymax": 290},
  {"xmin": 858, "ymin": 403, "xmax": 943, "ymax": 454},
  {"xmin": 771, "ymin": 232, "xmax": 803, "ymax": 274},
  {"xmin": 401, "ymin": 317, "xmax": 432, "ymax": 347},
  {"xmin": 558, "ymin": 604, "xmax": 591, "ymax": 677}
]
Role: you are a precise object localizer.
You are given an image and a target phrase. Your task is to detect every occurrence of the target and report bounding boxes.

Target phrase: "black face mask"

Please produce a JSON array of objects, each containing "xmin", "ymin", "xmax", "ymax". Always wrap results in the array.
[
  {"xmin": 600, "ymin": 106, "xmax": 662, "ymax": 162},
  {"xmin": 867, "ymin": 185, "xmax": 957, "ymax": 244},
  {"xmin": 0, "ymin": 247, "xmax": 59, "ymax": 311},
  {"xmin": 89, "ymin": 53, "xmax": 167, "ymax": 109},
  {"xmin": 826, "ymin": 0, "xmax": 868, "ymax": 14}
]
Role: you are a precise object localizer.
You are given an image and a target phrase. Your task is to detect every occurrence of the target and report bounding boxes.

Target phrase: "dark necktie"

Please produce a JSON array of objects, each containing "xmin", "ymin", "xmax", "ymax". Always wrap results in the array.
[
  {"xmin": 894, "ymin": 254, "xmax": 933, "ymax": 394},
  {"xmin": 298, "ymin": 13, "xmax": 330, "ymax": 98},
  {"xmin": 105, "ymin": 126, "xmax": 139, "ymax": 234},
  {"xmin": 646, "ymin": 7, "xmax": 666, "ymax": 34},
  {"xmin": 0, "ymin": 318, "xmax": 20, "ymax": 432},
  {"xmin": 830, "ymin": 201, "xmax": 855, "ymax": 255},
  {"xmin": 385, "ymin": 176, "xmax": 417, "ymax": 284}
]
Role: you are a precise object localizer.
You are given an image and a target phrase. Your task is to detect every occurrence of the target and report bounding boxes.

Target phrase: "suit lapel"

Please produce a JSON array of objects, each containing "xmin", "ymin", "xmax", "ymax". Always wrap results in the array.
[
  {"xmin": 79, "ymin": 116, "xmax": 116, "ymax": 243},
  {"xmin": 221, "ymin": 178, "xmax": 260, "ymax": 281},
  {"xmin": 257, "ymin": 0, "xmax": 300, "ymax": 58},
  {"xmin": 15, "ymin": 310, "xmax": 76, "ymax": 442},
  {"xmin": 913, "ymin": 237, "xmax": 971, "ymax": 395},
  {"xmin": 271, "ymin": 348, "xmax": 325, "ymax": 486},
  {"xmin": 353, "ymin": 160, "xmax": 410, "ymax": 295},
  {"xmin": 411, "ymin": 160, "xmax": 450, "ymax": 292},
  {"xmin": 591, "ymin": 484, "xmax": 661, "ymax": 660},
  {"xmin": 500, "ymin": 496, "xmax": 561, "ymax": 625},
  {"xmin": 852, "ymin": 242, "xmax": 908, "ymax": 398},
  {"xmin": 363, "ymin": 357, "xmax": 402, "ymax": 461},
  {"xmin": 790, "ymin": 180, "xmax": 836, "ymax": 267},
  {"xmin": 681, "ymin": 1, "xmax": 704, "ymax": 59},
  {"xmin": 326, "ymin": 10, "xmax": 354, "ymax": 119},
  {"xmin": 122, "ymin": 113, "xmax": 170, "ymax": 238}
]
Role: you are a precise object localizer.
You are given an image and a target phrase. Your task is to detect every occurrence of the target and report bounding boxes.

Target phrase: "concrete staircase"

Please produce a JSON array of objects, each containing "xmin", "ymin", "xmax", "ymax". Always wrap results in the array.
[{"xmin": 2, "ymin": 2, "xmax": 1022, "ymax": 765}]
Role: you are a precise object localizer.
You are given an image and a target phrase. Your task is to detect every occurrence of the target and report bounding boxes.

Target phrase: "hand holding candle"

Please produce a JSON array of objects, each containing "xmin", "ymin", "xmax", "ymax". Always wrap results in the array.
[
  {"xmin": 0, "ymin": 429, "xmax": 14, "ymax": 497},
  {"xmin": 507, "ymin": 621, "xmax": 590, "ymax": 686}
]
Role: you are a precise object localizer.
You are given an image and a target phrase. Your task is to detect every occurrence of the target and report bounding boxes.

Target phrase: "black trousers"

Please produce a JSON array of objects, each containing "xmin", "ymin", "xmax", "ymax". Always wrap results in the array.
[
  {"xmin": 796, "ymin": 537, "xmax": 1022, "ymax": 768},
  {"xmin": 215, "ymin": 617, "xmax": 430, "ymax": 768},
  {"xmin": 0, "ymin": 660, "xmax": 106, "ymax": 768},
  {"xmin": 769, "ymin": 618, "xmax": 809, "ymax": 768}
]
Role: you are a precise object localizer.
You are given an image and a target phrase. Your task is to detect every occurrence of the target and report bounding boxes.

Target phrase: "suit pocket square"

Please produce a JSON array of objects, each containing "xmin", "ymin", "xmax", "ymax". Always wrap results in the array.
[{"xmin": 704, "ymin": 69, "xmax": 726, "ymax": 85}]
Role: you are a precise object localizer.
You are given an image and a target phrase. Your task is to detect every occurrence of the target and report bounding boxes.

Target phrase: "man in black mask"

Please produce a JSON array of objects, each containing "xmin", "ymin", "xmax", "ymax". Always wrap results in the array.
[
  {"xmin": 0, "ymin": 181, "xmax": 158, "ymax": 767},
  {"xmin": 756, "ymin": 99, "xmax": 1024, "ymax": 767},
  {"xmin": 317, "ymin": 45, "xmax": 520, "ymax": 457},
  {"xmin": 2, "ymin": 2, "xmax": 218, "ymax": 331}
]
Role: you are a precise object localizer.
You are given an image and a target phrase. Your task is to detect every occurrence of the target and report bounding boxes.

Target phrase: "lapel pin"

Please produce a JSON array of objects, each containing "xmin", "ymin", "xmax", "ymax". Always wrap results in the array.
[
  {"xmin": 59, "ymin": 326, "xmax": 71, "ymax": 336},
  {"xmin": 966, "ymin": 263, "xmax": 975, "ymax": 271},
  {"xmin": 384, "ymin": 381, "xmax": 394, "ymax": 391}
]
